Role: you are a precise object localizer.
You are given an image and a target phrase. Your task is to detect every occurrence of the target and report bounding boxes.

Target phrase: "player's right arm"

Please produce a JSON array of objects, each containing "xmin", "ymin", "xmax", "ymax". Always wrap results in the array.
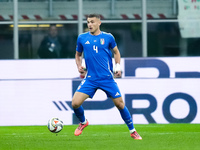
[
  {"xmin": 76, "ymin": 34, "xmax": 87, "ymax": 75},
  {"xmin": 75, "ymin": 51, "xmax": 85, "ymax": 74}
]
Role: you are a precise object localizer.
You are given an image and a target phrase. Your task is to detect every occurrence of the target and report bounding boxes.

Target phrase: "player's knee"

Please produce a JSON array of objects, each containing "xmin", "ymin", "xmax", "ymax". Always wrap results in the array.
[
  {"xmin": 114, "ymin": 101, "xmax": 125, "ymax": 109},
  {"xmin": 113, "ymin": 97, "xmax": 125, "ymax": 109},
  {"xmin": 71, "ymin": 101, "xmax": 80, "ymax": 109},
  {"xmin": 115, "ymin": 103, "xmax": 124, "ymax": 109}
]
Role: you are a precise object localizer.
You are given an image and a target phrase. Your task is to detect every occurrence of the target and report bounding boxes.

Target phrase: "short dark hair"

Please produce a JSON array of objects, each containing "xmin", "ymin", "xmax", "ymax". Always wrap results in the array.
[{"xmin": 87, "ymin": 14, "xmax": 100, "ymax": 19}]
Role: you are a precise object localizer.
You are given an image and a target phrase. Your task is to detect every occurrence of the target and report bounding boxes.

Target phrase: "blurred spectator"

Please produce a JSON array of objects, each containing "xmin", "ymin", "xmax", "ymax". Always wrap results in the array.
[{"xmin": 38, "ymin": 24, "xmax": 67, "ymax": 58}]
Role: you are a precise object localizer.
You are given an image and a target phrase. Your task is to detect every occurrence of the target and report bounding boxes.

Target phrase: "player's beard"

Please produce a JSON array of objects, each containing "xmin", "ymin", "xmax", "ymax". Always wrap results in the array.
[{"xmin": 90, "ymin": 28, "xmax": 99, "ymax": 35}]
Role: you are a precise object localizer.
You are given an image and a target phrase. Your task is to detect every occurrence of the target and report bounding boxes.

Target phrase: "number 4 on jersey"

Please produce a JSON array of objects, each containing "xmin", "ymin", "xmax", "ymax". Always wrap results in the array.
[{"xmin": 93, "ymin": 45, "xmax": 98, "ymax": 53}]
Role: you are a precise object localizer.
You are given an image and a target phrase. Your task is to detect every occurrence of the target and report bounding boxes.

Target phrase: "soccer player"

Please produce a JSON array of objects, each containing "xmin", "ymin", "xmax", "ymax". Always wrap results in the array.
[{"xmin": 72, "ymin": 13, "xmax": 142, "ymax": 140}]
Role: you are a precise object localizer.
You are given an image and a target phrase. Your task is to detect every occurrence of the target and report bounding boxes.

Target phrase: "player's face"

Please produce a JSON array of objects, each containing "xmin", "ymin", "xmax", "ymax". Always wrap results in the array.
[{"xmin": 87, "ymin": 17, "xmax": 101, "ymax": 35}]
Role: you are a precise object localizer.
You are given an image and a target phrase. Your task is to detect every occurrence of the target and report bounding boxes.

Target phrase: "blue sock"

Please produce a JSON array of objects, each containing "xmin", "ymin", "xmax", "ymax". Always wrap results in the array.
[
  {"xmin": 73, "ymin": 105, "xmax": 86, "ymax": 123},
  {"xmin": 119, "ymin": 106, "xmax": 134, "ymax": 130}
]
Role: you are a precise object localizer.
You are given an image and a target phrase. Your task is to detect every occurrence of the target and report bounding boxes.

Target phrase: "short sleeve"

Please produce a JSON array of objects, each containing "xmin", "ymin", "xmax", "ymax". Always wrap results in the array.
[
  {"xmin": 109, "ymin": 33, "xmax": 117, "ymax": 49},
  {"xmin": 76, "ymin": 35, "xmax": 83, "ymax": 53}
]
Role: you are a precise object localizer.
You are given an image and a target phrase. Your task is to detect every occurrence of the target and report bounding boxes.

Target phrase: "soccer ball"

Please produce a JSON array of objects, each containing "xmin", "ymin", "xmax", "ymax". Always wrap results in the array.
[{"xmin": 47, "ymin": 117, "xmax": 63, "ymax": 133}]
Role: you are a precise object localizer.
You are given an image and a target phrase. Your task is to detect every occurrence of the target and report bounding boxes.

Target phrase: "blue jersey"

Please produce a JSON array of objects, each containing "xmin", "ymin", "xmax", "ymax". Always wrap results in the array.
[{"xmin": 76, "ymin": 31, "xmax": 117, "ymax": 80}]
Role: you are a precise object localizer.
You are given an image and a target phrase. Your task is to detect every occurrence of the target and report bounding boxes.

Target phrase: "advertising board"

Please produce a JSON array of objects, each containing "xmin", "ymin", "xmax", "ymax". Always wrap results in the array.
[{"xmin": 0, "ymin": 57, "xmax": 199, "ymax": 125}]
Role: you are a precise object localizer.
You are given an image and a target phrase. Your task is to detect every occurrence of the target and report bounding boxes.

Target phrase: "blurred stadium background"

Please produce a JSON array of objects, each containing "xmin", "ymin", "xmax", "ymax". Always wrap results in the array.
[
  {"xmin": 0, "ymin": 0, "xmax": 200, "ymax": 126},
  {"xmin": 1, "ymin": 0, "xmax": 200, "ymax": 59}
]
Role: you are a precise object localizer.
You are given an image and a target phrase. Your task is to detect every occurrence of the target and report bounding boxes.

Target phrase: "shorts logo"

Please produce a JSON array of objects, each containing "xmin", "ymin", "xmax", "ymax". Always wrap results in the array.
[
  {"xmin": 100, "ymin": 38, "xmax": 105, "ymax": 45},
  {"xmin": 115, "ymin": 92, "xmax": 120, "ymax": 96}
]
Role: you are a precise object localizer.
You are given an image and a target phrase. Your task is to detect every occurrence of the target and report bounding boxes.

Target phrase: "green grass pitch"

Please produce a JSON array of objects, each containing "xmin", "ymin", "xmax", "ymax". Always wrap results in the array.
[{"xmin": 0, "ymin": 124, "xmax": 199, "ymax": 150}]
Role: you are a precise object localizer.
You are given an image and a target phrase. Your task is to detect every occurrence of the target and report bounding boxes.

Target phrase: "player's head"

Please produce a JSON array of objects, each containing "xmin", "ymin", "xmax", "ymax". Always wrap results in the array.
[{"xmin": 87, "ymin": 13, "xmax": 101, "ymax": 35}]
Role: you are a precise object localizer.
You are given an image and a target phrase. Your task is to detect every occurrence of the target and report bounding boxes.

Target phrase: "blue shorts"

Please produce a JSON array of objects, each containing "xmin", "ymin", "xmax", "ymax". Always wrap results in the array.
[{"xmin": 76, "ymin": 78, "xmax": 122, "ymax": 99}]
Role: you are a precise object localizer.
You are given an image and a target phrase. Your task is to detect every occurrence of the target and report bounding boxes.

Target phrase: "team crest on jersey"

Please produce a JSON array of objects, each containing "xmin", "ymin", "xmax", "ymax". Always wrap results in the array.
[{"xmin": 100, "ymin": 38, "xmax": 105, "ymax": 45}]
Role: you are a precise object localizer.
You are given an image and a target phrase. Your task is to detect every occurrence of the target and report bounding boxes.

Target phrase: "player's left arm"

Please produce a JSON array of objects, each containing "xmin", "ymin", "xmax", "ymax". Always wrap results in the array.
[{"xmin": 112, "ymin": 46, "xmax": 122, "ymax": 78}]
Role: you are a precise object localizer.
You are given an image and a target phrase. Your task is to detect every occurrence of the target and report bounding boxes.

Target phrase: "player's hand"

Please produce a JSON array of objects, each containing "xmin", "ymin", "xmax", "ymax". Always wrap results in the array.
[
  {"xmin": 78, "ymin": 66, "xmax": 86, "ymax": 74},
  {"xmin": 114, "ymin": 63, "xmax": 122, "ymax": 78},
  {"xmin": 78, "ymin": 66, "xmax": 87, "ymax": 78},
  {"xmin": 114, "ymin": 70, "xmax": 122, "ymax": 78},
  {"xmin": 80, "ymin": 69, "xmax": 87, "ymax": 78}
]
